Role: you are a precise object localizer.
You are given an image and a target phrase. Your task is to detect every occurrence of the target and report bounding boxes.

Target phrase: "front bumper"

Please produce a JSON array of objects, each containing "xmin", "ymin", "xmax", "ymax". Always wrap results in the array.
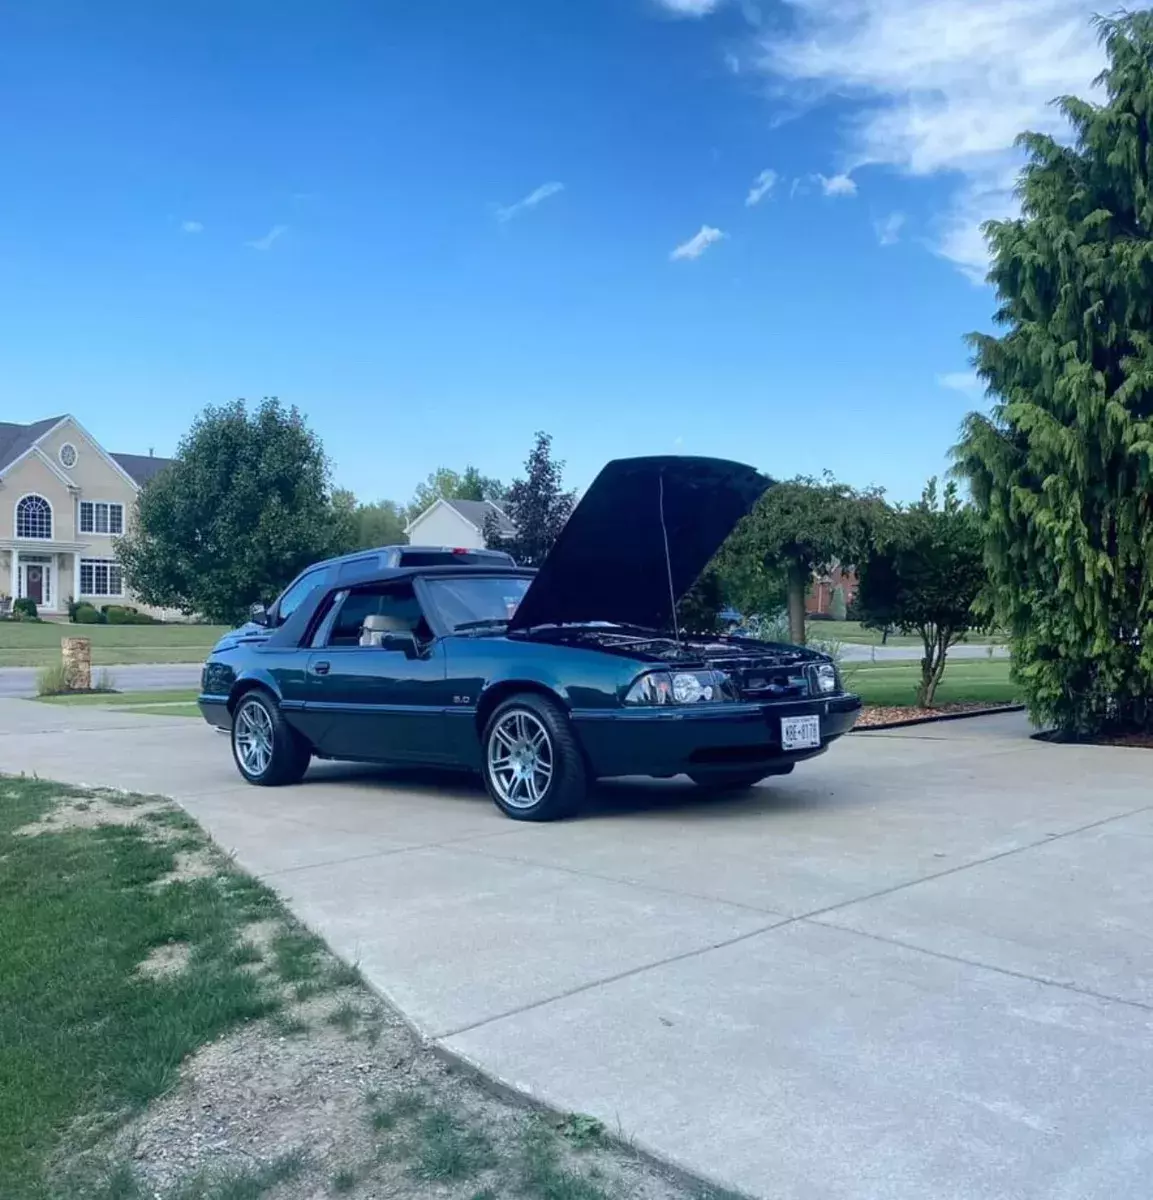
[{"xmin": 572, "ymin": 693, "xmax": 861, "ymax": 779}]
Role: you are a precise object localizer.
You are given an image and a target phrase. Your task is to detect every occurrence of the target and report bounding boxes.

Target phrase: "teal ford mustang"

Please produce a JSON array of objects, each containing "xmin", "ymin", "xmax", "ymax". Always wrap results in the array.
[{"xmin": 198, "ymin": 456, "xmax": 861, "ymax": 820}]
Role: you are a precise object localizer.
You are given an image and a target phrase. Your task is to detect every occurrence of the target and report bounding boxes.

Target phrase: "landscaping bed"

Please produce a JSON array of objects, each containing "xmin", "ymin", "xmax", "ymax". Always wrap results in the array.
[
  {"xmin": 856, "ymin": 702, "xmax": 1024, "ymax": 729},
  {"xmin": 0, "ymin": 774, "xmax": 729, "ymax": 1200}
]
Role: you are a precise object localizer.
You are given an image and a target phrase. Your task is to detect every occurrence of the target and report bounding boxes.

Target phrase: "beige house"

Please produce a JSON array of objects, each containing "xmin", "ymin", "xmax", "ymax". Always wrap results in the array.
[{"xmin": 0, "ymin": 415, "xmax": 171, "ymax": 617}]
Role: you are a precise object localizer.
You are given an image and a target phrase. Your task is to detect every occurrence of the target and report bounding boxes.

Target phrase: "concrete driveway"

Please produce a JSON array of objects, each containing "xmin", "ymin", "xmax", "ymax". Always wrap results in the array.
[{"xmin": 1, "ymin": 697, "xmax": 1150, "ymax": 1199}]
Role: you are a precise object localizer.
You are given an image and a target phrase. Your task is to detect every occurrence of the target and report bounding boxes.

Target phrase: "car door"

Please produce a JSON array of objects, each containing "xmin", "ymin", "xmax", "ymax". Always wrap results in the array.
[{"xmin": 304, "ymin": 581, "xmax": 451, "ymax": 763}]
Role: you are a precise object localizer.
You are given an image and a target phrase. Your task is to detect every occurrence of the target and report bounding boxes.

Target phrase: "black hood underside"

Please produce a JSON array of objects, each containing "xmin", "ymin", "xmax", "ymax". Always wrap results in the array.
[{"xmin": 508, "ymin": 455, "xmax": 771, "ymax": 632}]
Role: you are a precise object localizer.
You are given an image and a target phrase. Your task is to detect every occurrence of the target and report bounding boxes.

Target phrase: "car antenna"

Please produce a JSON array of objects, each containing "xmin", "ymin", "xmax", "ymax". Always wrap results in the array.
[{"xmin": 659, "ymin": 471, "xmax": 681, "ymax": 649}]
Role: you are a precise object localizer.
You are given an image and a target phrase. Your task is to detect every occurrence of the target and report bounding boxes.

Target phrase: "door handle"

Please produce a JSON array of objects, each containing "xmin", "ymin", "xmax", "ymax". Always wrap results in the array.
[{"xmin": 311, "ymin": 661, "xmax": 330, "ymax": 676}]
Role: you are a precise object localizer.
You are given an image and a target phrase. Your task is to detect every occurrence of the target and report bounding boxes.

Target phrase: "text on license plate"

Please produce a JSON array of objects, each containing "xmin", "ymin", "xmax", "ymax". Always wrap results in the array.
[{"xmin": 781, "ymin": 714, "xmax": 821, "ymax": 751}]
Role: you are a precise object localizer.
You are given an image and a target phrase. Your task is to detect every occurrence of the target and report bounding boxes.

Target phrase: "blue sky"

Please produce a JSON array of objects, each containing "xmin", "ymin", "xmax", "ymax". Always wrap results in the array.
[{"xmin": 0, "ymin": 0, "xmax": 1112, "ymax": 504}]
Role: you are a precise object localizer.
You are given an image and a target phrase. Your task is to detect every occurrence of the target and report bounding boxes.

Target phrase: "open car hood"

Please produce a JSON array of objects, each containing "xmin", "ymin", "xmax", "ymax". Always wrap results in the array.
[{"xmin": 508, "ymin": 455, "xmax": 771, "ymax": 632}]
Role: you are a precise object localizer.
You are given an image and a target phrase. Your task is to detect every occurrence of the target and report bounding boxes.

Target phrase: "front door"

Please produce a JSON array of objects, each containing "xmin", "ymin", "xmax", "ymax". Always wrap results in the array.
[
  {"xmin": 21, "ymin": 560, "xmax": 51, "ymax": 607},
  {"xmin": 304, "ymin": 582, "xmax": 451, "ymax": 763}
]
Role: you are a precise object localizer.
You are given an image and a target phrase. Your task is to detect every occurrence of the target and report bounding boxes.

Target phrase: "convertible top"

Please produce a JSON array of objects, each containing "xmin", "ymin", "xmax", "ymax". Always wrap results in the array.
[{"xmin": 263, "ymin": 563, "xmax": 537, "ymax": 648}]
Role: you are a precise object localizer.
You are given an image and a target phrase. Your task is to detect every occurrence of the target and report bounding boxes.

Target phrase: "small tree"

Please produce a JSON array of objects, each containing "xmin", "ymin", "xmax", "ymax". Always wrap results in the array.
[
  {"xmin": 117, "ymin": 398, "xmax": 343, "ymax": 623},
  {"xmin": 484, "ymin": 432, "xmax": 574, "ymax": 566},
  {"xmin": 856, "ymin": 480, "xmax": 988, "ymax": 707},
  {"xmin": 720, "ymin": 474, "xmax": 886, "ymax": 644},
  {"xmin": 829, "ymin": 585, "xmax": 848, "ymax": 622},
  {"xmin": 332, "ymin": 491, "xmax": 407, "ymax": 552}
]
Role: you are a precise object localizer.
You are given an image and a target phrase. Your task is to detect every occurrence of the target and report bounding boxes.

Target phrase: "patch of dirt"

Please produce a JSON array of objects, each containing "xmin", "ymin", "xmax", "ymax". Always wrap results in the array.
[
  {"xmin": 13, "ymin": 792, "xmax": 166, "ymax": 837},
  {"xmin": 149, "ymin": 848, "xmax": 220, "ymax": 887},
  {"xmin": 93, "ymin": 985, "xmax": 699, "ymax": 1200},
  {"xmin": 855, "ymin": 702, "xmax": 1021, "ymax": 729},
  {"xmin": 137, "ymin": 943, "xmax": 192, "ymax": 979}
]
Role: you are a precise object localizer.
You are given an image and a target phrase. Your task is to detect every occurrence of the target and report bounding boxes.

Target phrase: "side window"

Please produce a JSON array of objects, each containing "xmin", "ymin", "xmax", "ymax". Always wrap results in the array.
[
  {"xmin": 325, "ymin": 582, "xmax": 429, "ymax": 648},
  {"xmin": 276, "ymin": 571, "xmax": 320, "ymax": 625}
]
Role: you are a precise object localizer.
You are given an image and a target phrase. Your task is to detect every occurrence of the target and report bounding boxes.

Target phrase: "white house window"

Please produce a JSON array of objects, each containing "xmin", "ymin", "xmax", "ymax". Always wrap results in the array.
[
  {"xmin": 16, "ymin": 494, "xmax": 52, "ymax": 539},
  {"xmin": 59, "ymin": 442, "xmax": 78, "ymax": 468},
  {"xmin": 79, "ymin": 501, "xmax": 124, "ymax": 535},
  {"xmin": 79, "ymin": 558, "xmax": 124, "ymax": 597}
]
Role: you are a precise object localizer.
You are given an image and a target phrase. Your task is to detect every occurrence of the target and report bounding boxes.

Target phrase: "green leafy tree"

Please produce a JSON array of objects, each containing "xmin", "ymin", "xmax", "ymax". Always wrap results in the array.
[
  {"xmin": 856, "ymin": 480, "xmax": 989, "ymax": 707},
  {"xmin": 406, "ymin": 465, "xmax": 505, "ymax": 523},
  {"xmin": 332, "ymin": 490, "xmax": 407, "ymax": 552},
  {"xmin": 484, "ymin": 431, "xmax": 574, "ymax": 566},
  {"xmin": 953, "ymin": 12, "xmax": 1153, "ymax": 736},
  {"xmin": 676, "ymin": 567, "xmax": 725, "ymax": 634},
  {"xmin": 117, "ymin": 398, "xmax": 344, "ymax": 623},
  {"xmin": 719, "ymin": 474, "xmax": 887, "ymax": 644}
]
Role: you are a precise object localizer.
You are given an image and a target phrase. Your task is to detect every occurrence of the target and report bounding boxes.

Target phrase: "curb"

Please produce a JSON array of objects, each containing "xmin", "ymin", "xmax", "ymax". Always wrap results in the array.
[{"xmin": 852, "ymin": 703, "xmax": 1026, "ymax": 732}]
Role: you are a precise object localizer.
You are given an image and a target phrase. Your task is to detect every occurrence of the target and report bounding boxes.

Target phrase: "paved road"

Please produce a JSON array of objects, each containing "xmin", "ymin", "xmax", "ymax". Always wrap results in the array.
[
  {"xmin": 840, "ymin": 641, "xmax": 1009, "ymax": 662},
  {"xmin": 1, "ymin": 700, "xmax": 1149, "ymax": 1199},
  {"xmin": 0, "ymin": 661, "xmax": 201, "ymax": 698}
]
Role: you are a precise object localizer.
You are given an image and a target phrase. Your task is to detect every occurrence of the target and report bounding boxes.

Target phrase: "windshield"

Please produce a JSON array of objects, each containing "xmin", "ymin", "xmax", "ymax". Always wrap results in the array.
[{"xmin": 424, "ymin": 575, "xmax": 531, "ymax": 632}]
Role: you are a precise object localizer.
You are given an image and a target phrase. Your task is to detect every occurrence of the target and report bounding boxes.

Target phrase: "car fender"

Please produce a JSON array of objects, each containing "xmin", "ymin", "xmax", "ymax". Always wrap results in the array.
[{"xmin": 227, "ymin": 667, "xmax": 285, "ymax": 712}]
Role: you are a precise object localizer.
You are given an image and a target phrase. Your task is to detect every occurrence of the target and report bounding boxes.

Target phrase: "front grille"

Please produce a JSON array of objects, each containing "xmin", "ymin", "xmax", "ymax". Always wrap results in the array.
[{"xmin": 720, "ymin": 655, "xmax": 812, "ymax": 701}]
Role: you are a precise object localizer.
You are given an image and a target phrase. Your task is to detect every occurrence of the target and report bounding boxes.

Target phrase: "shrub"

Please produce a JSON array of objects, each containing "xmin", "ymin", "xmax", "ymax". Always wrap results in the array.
[
  {"xmin": 103, "ymin": 606, "xmax": 158, "ymax": 625},
  {"xmin": 73, "ymin": 604, "xmax": 107, "ymax": 625},
  {"xmin": 13, "ymin": 597, "xmax": 38, "ymax": 620},
  {"xmin": 36, "ymin": 663, "xmax": 74, "ymax": 696},
  {"xmin": 829, "ymin": 586, "xmax": 848, "ymax": 622}
]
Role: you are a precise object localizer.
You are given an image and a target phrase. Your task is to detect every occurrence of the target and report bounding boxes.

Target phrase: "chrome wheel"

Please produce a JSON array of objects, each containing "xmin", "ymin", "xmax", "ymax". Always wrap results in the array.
[
  {"xmin": 487, "ymin": 709, "xmax": 554, "ymax": 809},
  {"xmin": 234, "ymin": 698, "xmax": 274, "ymax": 777}
]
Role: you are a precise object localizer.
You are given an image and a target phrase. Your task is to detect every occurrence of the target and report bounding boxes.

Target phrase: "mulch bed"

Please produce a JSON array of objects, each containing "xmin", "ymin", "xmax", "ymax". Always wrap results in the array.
[{"xmin": 855, "ymin": 702, "xmax": 1023, "ymax": 730}]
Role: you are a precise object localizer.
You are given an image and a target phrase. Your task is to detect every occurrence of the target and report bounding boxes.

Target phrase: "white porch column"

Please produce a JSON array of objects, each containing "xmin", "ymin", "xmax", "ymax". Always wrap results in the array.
[
  {"xmin": 13, "ymin": 550, "xmax": 21, "ymax": 600},
  {"xmin": 72, "ymin": 552, "xmax": 81, "ymax": 607}
]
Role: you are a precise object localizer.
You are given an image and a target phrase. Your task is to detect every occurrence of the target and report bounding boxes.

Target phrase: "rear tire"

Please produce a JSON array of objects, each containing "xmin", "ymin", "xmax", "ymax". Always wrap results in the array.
[
  {"xmin": 231, "ymin": 690, "xmax": 311, "ymax": 786},
  {"xmin": 482, "ymin": 693, "xmax": 586, "ymax": 821}
]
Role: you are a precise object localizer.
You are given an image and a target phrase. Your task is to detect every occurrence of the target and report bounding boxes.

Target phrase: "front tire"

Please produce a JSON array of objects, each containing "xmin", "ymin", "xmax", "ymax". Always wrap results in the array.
[
  {"xmin": 231, "ymin": 690, "xmax": 311, "ymax": 787},
  {"xmin": 482, "ymin": 694, "xmax": 586, "ymax": 821}
]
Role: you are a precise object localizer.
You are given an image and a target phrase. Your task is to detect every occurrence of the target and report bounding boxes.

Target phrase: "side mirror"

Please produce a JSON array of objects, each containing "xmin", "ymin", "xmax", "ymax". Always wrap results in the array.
[
  {"xmin": 249, "ymin": 603, "xmax": 270, "ymax": 628},
  {"xmin": 380, "ymin": 630, "xmax": 418, "ymax": 657}
]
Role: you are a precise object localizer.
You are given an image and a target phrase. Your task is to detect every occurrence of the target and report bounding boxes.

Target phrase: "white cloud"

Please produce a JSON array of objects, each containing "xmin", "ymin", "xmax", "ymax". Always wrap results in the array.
[
  {"xmin": 817, "ymin": 172, "xmax": 857, "ymax": 197},
  {"xmin": 670, "ymin": 224, "xmax": 726, "ymax": 260},
  {"xmin": 756, "ymin": 0, "xmax": 1108, "ymax": 277},
  {"xmin": 745, "ymin": 168, "xmax": 778, "ymax": 206},
  {"xmin": 180, "ymin": 220, "xmax": 203, "ymax": 234},
  {"xmin": 724, "ymin": 50, "xmax": 742, "ymax": 74},
  {"xmin": 495, "ymin": 181, "xmax": 565, "ymax": 222},
  {"xmin": 245, "ymin": 224, "xmax": 288, "ymax": 251},
  {"xmin": 937, "ymin": 370, "xmax": 981, "ymax": 394},
  {"xmin": 874, "ymin": 211, "xmax": 905, "ymax": 245},
  {"xmin": 657, "ymin": 0, "xmax": 722, "ymax": 14}
]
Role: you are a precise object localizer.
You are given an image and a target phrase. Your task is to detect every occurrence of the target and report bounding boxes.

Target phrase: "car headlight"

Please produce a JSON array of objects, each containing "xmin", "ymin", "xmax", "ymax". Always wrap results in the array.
[
  {"xmin": 624, "ymin": 669, "xmax": 735, "ymax": 706},
  {"xmin": 811, "ymin": 663, "xmax": 839, "ymax": 695}
]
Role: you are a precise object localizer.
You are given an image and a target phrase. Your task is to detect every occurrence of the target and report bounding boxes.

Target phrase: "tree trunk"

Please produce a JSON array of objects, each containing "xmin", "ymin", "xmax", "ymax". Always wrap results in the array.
[
  {"xmin": 786, "ymin": 560, "xmax": 807, "ymax": 645},
  {"xmin": 917, "ymin": 630, "xmax": 950, "ymax": 707}
]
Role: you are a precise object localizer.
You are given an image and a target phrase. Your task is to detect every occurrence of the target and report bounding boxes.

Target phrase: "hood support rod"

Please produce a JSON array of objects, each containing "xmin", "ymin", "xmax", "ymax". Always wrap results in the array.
[{"xmin": 659, "ymin": 472, "xmax": 681, "ymax": 649}]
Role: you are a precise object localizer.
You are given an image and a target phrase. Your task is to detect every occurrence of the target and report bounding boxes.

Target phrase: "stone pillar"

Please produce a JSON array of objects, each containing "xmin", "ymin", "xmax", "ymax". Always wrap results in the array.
[{"xmin": 61, "ymin": 637, "xmax": 92, "ymax": 691}]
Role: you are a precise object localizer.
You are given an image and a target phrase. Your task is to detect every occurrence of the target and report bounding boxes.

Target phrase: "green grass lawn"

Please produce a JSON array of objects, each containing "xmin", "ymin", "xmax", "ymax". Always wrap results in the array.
[
  {"xmin": 37, "ymin": 689, "xmax": 199, "ymax": 706},
  {"xmin": 844, "ymin": 656, "xmax": 1018, "ymax": 707},
  {"xmin": 0, "ymin": 622, "xmax": 229, "ymax": 668}
]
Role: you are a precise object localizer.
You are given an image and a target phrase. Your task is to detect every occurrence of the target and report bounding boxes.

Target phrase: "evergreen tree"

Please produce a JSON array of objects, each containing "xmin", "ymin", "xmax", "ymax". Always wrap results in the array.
[
  {"xmin": 954, "ymin": 13, "xmax": 1153, "ymax": 736},
  {"xmin": 485, "ymin": 432, "xmax": 574, "ymax": 566}
]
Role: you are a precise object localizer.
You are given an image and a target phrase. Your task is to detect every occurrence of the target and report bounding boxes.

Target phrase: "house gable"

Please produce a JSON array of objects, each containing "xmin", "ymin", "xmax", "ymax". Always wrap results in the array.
[
  {"xmin": 405, "ymin": 498, "xmax": 486, "ymax": 549},
  {"xmin": 0, "ymin": 452, "xmax": 78, "ymax": 540}
]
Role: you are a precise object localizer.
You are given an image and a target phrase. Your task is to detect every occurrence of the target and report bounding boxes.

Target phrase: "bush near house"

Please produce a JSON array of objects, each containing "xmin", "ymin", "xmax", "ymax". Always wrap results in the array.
[
  {"xmin": 12, "ymin": 598, "xmax": 39, "ymax": 621},
  {"xmin": 71, "ymin": 604, "xmax": 107, "ymax": 625}
]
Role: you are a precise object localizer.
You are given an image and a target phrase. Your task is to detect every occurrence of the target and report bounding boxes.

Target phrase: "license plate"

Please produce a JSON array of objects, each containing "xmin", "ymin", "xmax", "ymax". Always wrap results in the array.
[{"xmin": 781, "ymin": 714, "xmax": 820, "ymax": 751}]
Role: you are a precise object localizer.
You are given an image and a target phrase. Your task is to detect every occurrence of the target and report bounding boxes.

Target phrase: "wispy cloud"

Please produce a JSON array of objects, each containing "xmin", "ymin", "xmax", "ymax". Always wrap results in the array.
[
  {"xmin": 937, "ymin": 371, "xmax": 981, "ymax": 394},
  {"xmin": 495, "ymin": 181, "xmax": 564, "ymax": 223},
  {"xmin": 756, "ymin": 0, "xmax": 1108, "ymax": 279},
  {"xmin": 180, "ymin": 220, "xmax": 203, "ymax": 235},
  {"xmin": 245, "ymin": 224, "xmax": 288, "ymax": 251},
  {"xmin": 670, "ymin": 225, "xmax": 726, "ymax": 261},
  {"xmin": 657, "ymin": 0, "xmax": 723, "ymax": 14},
  {"xmin": 745, "ymin": 168, "xmax": 778, "ymax": 206},
  {"xmin": 724, "ymin": 50, "xmax": 742, "ymax": 74},
  {"xmin": 817, "ymin": 172, "xmax": 857, "ymax": 198},
  {"xmin": 875, "ymin": 211, "xmax": 905, "ymax": 245}
]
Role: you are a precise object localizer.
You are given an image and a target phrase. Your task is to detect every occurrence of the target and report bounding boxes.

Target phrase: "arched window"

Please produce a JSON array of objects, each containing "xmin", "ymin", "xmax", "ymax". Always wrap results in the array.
[{"xmin": 16, "ymin": 495, "xmax": 52, "ymax": 539}]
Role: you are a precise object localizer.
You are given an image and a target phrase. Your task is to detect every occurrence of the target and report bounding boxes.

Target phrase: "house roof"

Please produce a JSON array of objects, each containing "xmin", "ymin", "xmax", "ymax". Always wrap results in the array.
[
  {"xmin": 110, "ymin": 452, "xmax": 172, "ymax": 486},
  {"xmin": 0, "ymin": 417, "xmax": 172, "ymax": 485},
  {"xmin": 0, "ymin": 417, "xmax": 65, "ymax": 473},
  {"xmin": 442, "ymin": 497, "xmax": 516, "ymax": 536}
]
